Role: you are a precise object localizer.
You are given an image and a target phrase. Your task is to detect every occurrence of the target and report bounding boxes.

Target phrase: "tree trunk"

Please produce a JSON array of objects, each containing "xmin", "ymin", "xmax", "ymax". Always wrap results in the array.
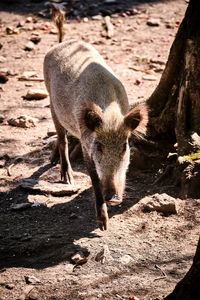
[
  {"xmin": 165, "ymin": 236, "xmax": 200, "ymax": 300},
  {"xmin": 146, "ymin": 0, "xmax": 200, "ymax": 197},
  {"xmin": 144, "ymin": 1, "xmax": 200, "ymax": 298}
]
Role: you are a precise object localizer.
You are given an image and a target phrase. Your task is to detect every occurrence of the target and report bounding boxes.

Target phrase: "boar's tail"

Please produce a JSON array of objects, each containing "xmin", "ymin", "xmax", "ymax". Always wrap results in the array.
[{"xmin": 49, "ymin": 3, "xmax": 65, "ymax": 43}]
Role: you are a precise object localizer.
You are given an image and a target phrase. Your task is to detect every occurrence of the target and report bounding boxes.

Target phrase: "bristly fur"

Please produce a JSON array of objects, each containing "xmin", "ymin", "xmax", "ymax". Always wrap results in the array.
[
  {"xmin": 80, "ymin": 101, "xmax": 103, "ymax": 139},
  {"xmin": 124, "ymin": 103, "xmax": 148, "ymax": 139},
  {"xmin": 80, "ymin": 101, "xmax": 148, "ymax": 143}
]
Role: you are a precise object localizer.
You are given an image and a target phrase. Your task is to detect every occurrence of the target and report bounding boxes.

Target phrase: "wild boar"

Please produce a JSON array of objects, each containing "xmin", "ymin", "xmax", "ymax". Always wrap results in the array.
[{"xmin": 43, "ymin": 39, "xmax": 148, "ymax": 230}]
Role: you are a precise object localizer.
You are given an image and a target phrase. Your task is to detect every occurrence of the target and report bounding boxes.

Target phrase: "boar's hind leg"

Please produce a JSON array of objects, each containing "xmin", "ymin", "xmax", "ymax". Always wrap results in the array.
[
  {"xmin": 50, "ymin": 108, "xmax": 74, "ymax": 185},
  {"xmin": 82, "ymin": 147, "xmax": 108, "ymax": 231}
]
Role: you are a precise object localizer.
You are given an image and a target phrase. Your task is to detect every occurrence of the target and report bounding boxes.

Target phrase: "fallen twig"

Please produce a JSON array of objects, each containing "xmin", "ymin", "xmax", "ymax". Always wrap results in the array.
[
  {"xmin": 18, "ymin": 77, "xmax": 44, "ymax": 82},
  {"xmin": 104, "ymin": 16, "xmax": 114, "ymax": 38},
  {"xmin": 154, "ymin": 264, "xmax": 167, "ymax": 281},
  {"xmin": 7, "ymin": 163, "xmax": 14, "ymax": 176}
]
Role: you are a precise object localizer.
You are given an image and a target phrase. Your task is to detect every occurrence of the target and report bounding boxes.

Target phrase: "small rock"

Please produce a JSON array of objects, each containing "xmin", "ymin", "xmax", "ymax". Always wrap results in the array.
[
  {"xmin": 30, "ymin": 35, "xmax": 41, "ymax": 44},
  {"xmin": 11, "ymin": 203, "xmax": 32, "ymax": 210},
  {"xmin": 27, "ymin": 289, "xmax": 38, "ymax": 300},
  {"xmin": 0, "ymin": 158, "xmax": 6, "ymax": 168},
  {"xmin": 95, "ymin": 245, "xmax": 113, "ymax": 264},
  {"xmin": 92, "ymin": 15, "xmax": 103, "ymax": 21},
  {"xmin": 6, "ymin": 26, "xmax": 14, "ymax": 34},
  {"xmin": 24, "ymin": 89, "xmax": 48, "ymax": 100},
  {"xmin": 71, "ymin": 251, "xmax": 88, "ymax": 265},
  {"xmin": 0, "ymin": 68, "xmax": 17, "ymax": 76},
  {"xmin": 20, "ymin": 178, "xmax": 80, "ymax": 196},
  {"xmin": 5, "ymin": 284, "xmax": 14, "ymax": 290},
  {"xmin": 83, "ymin": 17, "xmax": 89, "ymax": 23},
  {"xmin": 43, "ymin": 135, "xmax": 57, "ymax": 148},
  {"xmin": 0, "ymin": 56, "xmax": 6, "ymax": 63},
  {"xmin": 0, "ymin": 73, "xmax": 8, "ymax": 83},
  {"xmin": 142, "ymin": 74, "xmax": 157, "ymax": 81},
  {"xmin": 132, "ymin": 8, "xmax": 139, "ymax": 15},
  {"xmin": 26, "ymin": 17, "xmax": 33, "ymax": 23},
  {"xmin": 150, "ymin": 58, "xmax": 166, "ymax": 65},
  {"xmin": 0, "ymin": 114, "xmax": 5, "ymax": 123},
  {"xmin": 104, "ymin": 0, "xmax": 117, "ymax": 4},
  {"xmin": 25, "ymin": 275, "xmax": 40, "ymax": 284},
  {"xmin": 0, "ymin": 68, "xmax": 9, "ymax": 75},
  {"xmin": 50, "ymin": 28, "xmax": 57, "ymax": 34},
  {"xmin": 24, "ymin": 41, "xmax": 35, "ymax": 51},
  {"xmin": 134, "ymin": 79, "xmax": 143, "ymax": 85},
  {"xmin": 142, "ymin": 193, "xmax": 180, "ymax": 214},
  {"xmin": 47, "ymin": 128, "xmax": 57, "ymax": 137},
  {"xmin": 120, "ymin": 254, "xmax": 132, "ymax": 265},
  {"xmin": 21, "ymin": 71, "xmax": 37, "ymax": 80},
  {"xmin": 8, "ymin": 115, "xmax": 38, "ymax": 128},
  {"xmin": 19, "ymin": 285, "xmax": 34, "ymax": 300},
  {"xmin": 25, "ymin": 83, "xmax": 33, "ymax": 87},
  {"xmin": 121, "ymin": 12, "xmax": 127, "ymax": 17},
  {"xmin": 147, "ymin": 18, "xmax": 160, "ymax": 26},
  {"xmin": 149, "ymin": 63, "xmax": 165, "ymax": 72}
]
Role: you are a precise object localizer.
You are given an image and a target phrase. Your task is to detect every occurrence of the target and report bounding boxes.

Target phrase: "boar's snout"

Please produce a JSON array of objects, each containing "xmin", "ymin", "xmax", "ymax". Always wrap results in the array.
[
  {"xmin": 106, "ymin": 194, "xmax": 122, "ymax": 206},
  {"xmin": 104, "ymin": 188, "xmax": 122, "ymax": 206}
]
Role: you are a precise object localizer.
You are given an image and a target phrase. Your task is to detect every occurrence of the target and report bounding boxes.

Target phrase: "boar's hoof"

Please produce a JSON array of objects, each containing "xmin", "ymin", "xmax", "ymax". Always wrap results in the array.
[
  {"xmin": 97, "ymin": 203, "xmax": 108, "ymax": 231},
  {"xmin": 106, "ymin": 195, "xmax": 122, "ymax": 206},
  {"xmin": 61, "ymin": 170, "xmax": 74, "ymax": 185}
]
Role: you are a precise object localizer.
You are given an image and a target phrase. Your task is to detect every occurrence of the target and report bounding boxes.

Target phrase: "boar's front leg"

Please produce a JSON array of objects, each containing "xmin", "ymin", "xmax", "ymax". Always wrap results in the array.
[
  {"xmin": 50, "ymin": 105, "xmax": 74, "ymax": 185},
  {"xmin": 82, "ymin": 147, "xmax": 108, "ymax": 230}
]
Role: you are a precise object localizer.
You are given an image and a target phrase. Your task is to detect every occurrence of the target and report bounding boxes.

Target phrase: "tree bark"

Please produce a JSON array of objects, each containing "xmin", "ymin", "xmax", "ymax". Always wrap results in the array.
[
  {"xmin": 144, "ymin": 1, "xmax": 200, "ymax": 298},
  {"xmin": 165, "ymin": 236, "xmax": 200, "ymax": 300},
  {"xmin": 147, "ymin": 0, "xmax": 200, "ymax": 155},
  {"xmin": 145, "ymin": 0, "xmax": 200, "ymax": 198}
]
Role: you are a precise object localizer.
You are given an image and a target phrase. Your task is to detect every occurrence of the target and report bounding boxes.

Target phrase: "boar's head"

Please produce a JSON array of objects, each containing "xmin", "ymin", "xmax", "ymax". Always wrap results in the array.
[{"xmin": 82, "ymin": 101, "xmax": 148, "ymax": 205}]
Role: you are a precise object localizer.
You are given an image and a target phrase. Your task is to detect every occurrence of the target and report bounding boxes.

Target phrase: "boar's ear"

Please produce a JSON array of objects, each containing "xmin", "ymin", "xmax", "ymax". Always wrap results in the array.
[
  {"xmin": 124, "ymin": 103, "xmax": 148, "ymax": 138},
  {"xmin": 83, "ymin": 105, "xmax": 103, "ymax": 132}
]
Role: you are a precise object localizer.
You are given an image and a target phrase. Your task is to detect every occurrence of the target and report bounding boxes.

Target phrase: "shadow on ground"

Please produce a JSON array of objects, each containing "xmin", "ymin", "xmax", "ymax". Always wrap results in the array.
[
  {"xmin": 0, "ymin": 0, "xmax": 169, "ymax": 18},
  {"xmin": 0, "ymin": 148, "xmax": 179, "ymax": 270}
]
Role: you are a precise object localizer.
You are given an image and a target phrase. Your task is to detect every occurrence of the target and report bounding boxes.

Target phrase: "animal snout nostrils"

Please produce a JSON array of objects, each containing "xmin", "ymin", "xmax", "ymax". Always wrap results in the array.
[{"xmin": 105, "ymin": 194, "xmax": 122, "ymax": 206}]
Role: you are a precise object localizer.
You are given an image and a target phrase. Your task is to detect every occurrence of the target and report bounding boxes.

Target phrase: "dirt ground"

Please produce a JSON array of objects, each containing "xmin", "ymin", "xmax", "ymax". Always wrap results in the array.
[{"xmin": 0, "ymin": 0, "xmax": 200, "ymax": 299}]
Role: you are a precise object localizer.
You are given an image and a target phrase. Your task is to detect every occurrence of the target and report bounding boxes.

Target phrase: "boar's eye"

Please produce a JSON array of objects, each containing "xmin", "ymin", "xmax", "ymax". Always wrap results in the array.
[
  {"xmin": 122, "ymin": 142, "xmax": 127, "ymax": 153},
  {"xmin": 119, "ymin": 142, "xmax": 127, "ymax": 157},
  {"xmin": 96, "ymin": 142, "xmax": 103, "ymax": 153}
]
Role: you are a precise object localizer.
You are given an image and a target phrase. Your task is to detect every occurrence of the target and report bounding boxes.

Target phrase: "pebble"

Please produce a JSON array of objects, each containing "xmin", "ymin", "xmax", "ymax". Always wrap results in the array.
[
  {"xmin": 21, "ymin": 71, "xmax": 37, "ymax": 79},
  {"xmin": 24, "ymin": 89, "xmax": 48, "ymax": 100},
  {"xmin": 0, "ymin": 56, "xmax": 6, "ymax": 63},
  {"xmin": 0, "ymin": 68, "xmax": 17, "ymax": 76},
  {"xmin": 50, "ymin": 28, "xmax": 57, "ymax": 34},
  {"xmin": 104, "ymin": 0, "xmax": 117, "ymax": 3},
  {"xmin": 11, "ymin": 203, "xmax": 32, "ymax": 210},
  {"xmin": 95, "ymin": 245, "xmax": 113, "ymax": 264},
  {"xmin": 71, "ymin": 251, "xmax": 88, "ymax": 265},
  {"xmin": 20, "ymin": 178, "xmax": 80, "ymax": 196},
  {"xmin": 91, "ymin": 15, "xmax": 103, "ymax": 21},
  {"xmin": 25, "ymin": 275, "xmax": 40, "ymax": 284},
  {"xmin": 150, "ymin": 58, "xmax": 166, "ymax": 65},
  {"xmin": 147, "ymin": 18, "xmax": 160, "ymax": 27},
  {"xmin": 120, "ymin": 254, "xmax": 133, "ymax": 265},
  {"xmin": 24, "ymin": 41, "xmax": 35, "ymax": 51},
  {"xmin": 142, "ymin": 193, "xmax": 182, "ymax": 214},
  {"xmin": 0, "ymin": 73, "xmax": 8, "ymax": 83},
  {"xmin": 8, "ymin": 115, "xmax": 38, "ymax": 128},
  {"xmin": 142, "ymin": 74, "xmax": 157, "ymax": 81},
  {"xmin": 0, "ymin": 158, "xmax": 6, "ymax": 168},
  {"xmin": 30, "ymin": 35, "xmax": 41, "ymax": 44},
  {"xmin": 47, "ymin": 128, "xmax": 57, "ymax": 137},
  {"xmin": 83, "ymin": 17, "xmax": 89, "ymax": 23},
  {"xmin": 26, "ymin": 17, "xmax": 33, "ymax": 23}
]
